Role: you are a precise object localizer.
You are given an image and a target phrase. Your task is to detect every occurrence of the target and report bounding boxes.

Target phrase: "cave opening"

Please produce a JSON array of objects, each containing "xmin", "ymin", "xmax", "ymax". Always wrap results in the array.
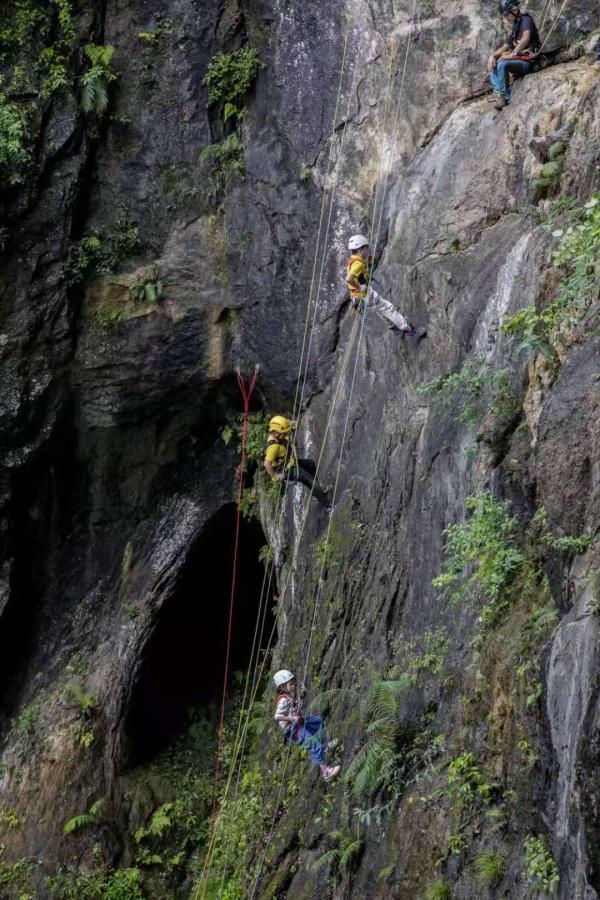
[{"xmin": 126, "ymin": 504, "xmax": 274, "ymax": 766}]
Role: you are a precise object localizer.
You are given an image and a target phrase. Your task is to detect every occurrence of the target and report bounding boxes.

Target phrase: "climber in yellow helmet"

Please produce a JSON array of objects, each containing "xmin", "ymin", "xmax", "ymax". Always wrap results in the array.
[
  {"xmin": 346, "ymin": 235, "xmax": 426, "ymax": 340},
  {"xmin": 263, "ymin": 416, "xmax": 330, "ymax": 507}
]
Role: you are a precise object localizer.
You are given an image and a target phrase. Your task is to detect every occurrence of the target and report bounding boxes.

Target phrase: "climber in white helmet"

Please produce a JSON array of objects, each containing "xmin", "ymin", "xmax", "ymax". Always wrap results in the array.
[
  {"xmin": 273, "ymin": 669, "xmax": 341, "ymax": 782},
  {"xmin": 346, "ymin": 234, "xmax": 426, "ymax": 341}
]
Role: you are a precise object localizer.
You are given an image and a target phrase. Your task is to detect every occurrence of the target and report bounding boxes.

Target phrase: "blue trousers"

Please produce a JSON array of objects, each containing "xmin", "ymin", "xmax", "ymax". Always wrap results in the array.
[
  {"xmin": 490, "ymin": 59, "xmax": 532, "ymax": 100},
  {"xmin": 290, "ymin": 715, "xmax": 327, "ymax": 765}
]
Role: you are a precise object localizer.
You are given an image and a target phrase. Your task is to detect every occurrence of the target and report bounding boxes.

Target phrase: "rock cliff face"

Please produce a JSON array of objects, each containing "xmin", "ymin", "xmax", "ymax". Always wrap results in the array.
[{"xmin": 0, "ymin": 0, "xmax": 599, "ymax": 897}]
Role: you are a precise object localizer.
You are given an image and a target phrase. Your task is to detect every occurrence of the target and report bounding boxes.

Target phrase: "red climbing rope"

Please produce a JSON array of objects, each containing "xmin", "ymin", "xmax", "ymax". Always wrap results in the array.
[{"xmin": 211, "ymin": 365, "xmax": 260, "ymax": 821}]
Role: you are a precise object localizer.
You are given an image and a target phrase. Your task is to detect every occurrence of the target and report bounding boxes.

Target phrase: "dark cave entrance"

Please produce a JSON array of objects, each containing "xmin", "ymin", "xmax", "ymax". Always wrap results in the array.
[{"xmin": 126, "ymin": 504, "xmax": 274, "ymax": 766}]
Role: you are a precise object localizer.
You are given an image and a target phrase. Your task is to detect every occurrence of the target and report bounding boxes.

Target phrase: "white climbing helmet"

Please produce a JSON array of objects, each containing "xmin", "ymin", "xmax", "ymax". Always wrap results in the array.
[
  {"xmin": 348, "ymin": 234, "xmax": 369, "ymax": 251},
  {"xmin": 274, "ymin": 669, "xmax": 295, "ymax": 688}
]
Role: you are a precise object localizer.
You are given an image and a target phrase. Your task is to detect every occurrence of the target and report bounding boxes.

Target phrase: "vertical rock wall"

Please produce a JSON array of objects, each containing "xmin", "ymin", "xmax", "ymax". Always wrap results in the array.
[{"xmin": 0, "ymin": 0, "xmax": 599, "ymax": 896}]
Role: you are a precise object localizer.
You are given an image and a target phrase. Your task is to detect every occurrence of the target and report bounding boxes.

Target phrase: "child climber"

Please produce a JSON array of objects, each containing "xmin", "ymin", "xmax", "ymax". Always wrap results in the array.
[
  {"xmin": 273, "ymin": 669, "xmax": 341, "ymax": 782},
  {"xmin": 263, "ymin": 416, "xmax": 330, "ymax": 508},
  {"xmin": 346, "ymin": 234, "xmax": 426, "ymax": 340}
]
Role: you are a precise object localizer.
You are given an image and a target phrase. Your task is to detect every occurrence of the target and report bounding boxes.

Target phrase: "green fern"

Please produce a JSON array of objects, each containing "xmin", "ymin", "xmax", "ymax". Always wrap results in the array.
[
  {"xmin": 63, "ymin": 798, "xmax": 105, "ymax": 836},
  {"xmin": 134, "ymin": 802, "xmax": 173, "ymax": 843},
  {"xmin": 80, "ymin": 44, "xmax": 117, "ymax": 115},
  {"xmin": 344, "ymin": 678, "xmax": 414, "ymax": 800},
  {"xmin": 313, "ymin": 830, "xmax": 362, "ymax": 880},
  {"xmin": 64, "ymin": 814, "xmax": 93, "ymax": 835}
]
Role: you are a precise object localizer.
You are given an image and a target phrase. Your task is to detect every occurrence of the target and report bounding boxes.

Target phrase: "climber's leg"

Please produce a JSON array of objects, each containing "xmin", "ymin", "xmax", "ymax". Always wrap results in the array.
[
  {"xmin": 367, "ymin": 288, "xmax": 427, "ymax": 340},
  {"xmin": 367, "ymin": 287, "xmax": 410, "ymax": 330},
  {"xmin": 490, "ymin": 58, "xmax": 531, "ymax": 107},
  {"xmin": 285, "ymin": 462, "xmax": 329, "ymax": 507},
  {"xmin": 298, "ymin": 716, "xmax": 327, "ymax": 764}
]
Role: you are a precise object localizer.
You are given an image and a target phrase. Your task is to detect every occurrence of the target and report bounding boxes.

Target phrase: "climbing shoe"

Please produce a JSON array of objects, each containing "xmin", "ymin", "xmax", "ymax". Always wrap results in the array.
[
  {"xmin": 403, "ymin": 326, "xmax": 427, "ymax": 341},
  {"xmin": 494, "ymin": 95, "xmax": 509, "ymax": 110},
  {"xmin": 322, "ymin": 765, "xmax": 341, "ymax": 782},
  {"xmin": 325, "ymin": 738, "xmax": 339, "ymax": 754}
]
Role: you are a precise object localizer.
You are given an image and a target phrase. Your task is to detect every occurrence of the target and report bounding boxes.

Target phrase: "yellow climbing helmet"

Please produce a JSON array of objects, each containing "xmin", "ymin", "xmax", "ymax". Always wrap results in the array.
[{"xmin": 269, "ymin": 415, "xmax": 295, "ymax": 435}]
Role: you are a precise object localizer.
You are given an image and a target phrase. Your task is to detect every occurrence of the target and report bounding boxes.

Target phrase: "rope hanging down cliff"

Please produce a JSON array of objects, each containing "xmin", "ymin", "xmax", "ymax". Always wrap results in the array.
[
  {"xmin": 194, "ymin": 11, "xmax": 362, "ymax": 893},
  {"xmin": 200, "ymin": 0, "xmax": 419, "ymax": 892},
  {"xmin": 209, "ymin": 364, "xmax": 259, "ymax": 828},
  {"xmin": 248, "ymin": 1, "xmax": 420, "ymax": 893}
]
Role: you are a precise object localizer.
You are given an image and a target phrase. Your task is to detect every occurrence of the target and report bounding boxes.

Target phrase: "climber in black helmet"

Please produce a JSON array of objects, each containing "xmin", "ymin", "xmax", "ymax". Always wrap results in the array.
[
  {"xmin": 486, "ymin": 1, "xmax": 541, "ymax": 111},
  {"xmin": 263, "ymin": 416, "xmax": 330, "ymax": 508},
  {"xmin": 346, "ymin": 235, "xmax": 426, "ymax": 341}
]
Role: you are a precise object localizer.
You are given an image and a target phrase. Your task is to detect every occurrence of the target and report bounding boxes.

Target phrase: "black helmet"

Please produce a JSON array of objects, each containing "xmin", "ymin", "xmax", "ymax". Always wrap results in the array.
[{"xmin": 499, "ymin": 0, "xmax": 519, "ymax": 13}]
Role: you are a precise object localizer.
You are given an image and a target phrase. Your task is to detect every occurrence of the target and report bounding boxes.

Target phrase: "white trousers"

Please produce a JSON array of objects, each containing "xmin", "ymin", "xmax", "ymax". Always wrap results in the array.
[{"xmin": 363, "ymin": 287, "xmax": 410, "ymax": 330}]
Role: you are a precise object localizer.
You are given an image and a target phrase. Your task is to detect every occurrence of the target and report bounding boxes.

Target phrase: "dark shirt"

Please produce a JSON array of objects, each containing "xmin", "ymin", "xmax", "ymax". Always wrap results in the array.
[{"xmin": 507, "ymin": 13, "xmax": 541, "ymax": 53}]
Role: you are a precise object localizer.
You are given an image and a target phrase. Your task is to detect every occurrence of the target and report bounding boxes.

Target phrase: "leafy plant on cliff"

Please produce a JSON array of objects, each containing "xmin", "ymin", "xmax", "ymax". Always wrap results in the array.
[
  {"xmin": 531, "ymin": 506, "xmax": 592, "ymax": 555},
  {"xmin": 138, "ymin": 12, "xmax": 173, "ymax": 50},
  {"xmin": 343, "ymin": 675, "xmax": 415, "ymax": 801},
  {"xmin": 46, "ymin": 865, "xmax": 143, "ymax": 899},
  {"xmin": 532, "ymin": 141, "xmax": 566, "ymax": 195},
  {"xmin": 202, "ymin": 46, "xmax": 263, "ymax": 122},
  {"xmin": 433, "ymin": 492, "xmax": 524, "ymax": 613},
  {"xmin": 202, "ymin": 766, "xmax": 264, "ymax": 898},
  {"xmin": 502, "ymin": 194, "xmax": 600, "ymax": 357},
  {"xmin": 65, "ymin": 681, "xmax": 96, "ymax": 717},
  {"xmin": 1, "ymin": 0, "xmax": 74, "ymax": 88},
  {"xmin": 63, "ymin": 798, "xmax": 106, "ymax": 836},
  {"xmin": 473, "ymin": 849, "xmax": 504, "ymax": 885},
  {"xmin": 128, "ymin": 266, "xmax": 163, "ymax": 305},
  {"xmin": 221, "ymin": 411, "xmax": 267, "ymax": 464},
  {"xmin": 446, "ymin": 752, "xmax": 499, "ymax": 810},
  {"xmin": 523, "ymin": 835, "xmax": 559, "ymax": 893},
  {"xmin": 80, "ymin": 44, "xmax": 117, "ymax": 116},
  {"xmin": 0, "ymin": 807, "xmax": 21, "ymax": 830},
  {"xmin": 418, "ymin": 360, "xmax": 513, "ymax": 428},
  {"xmin": 63, "ymin": 213, "xmax": 139, "ymax": 286},
  {"xmin": 0, "ymin": 846, "xmax": 35, "ymax": 895},
  {"xmin": 12, "ymin": 702, "xmax": 39, "ymax": 750},
  {"xmin": 0, "ymin": 87, "xmax": 29, "ymax": 186},
  {"xmin": 425, "ymin": 881, "xmax": 453, "ymax": 900},
  {"xmin": 198, "ymin": 132, "xmax": 246, "ymax": 204},
  {"xmin": 38, "ymin": 0, "xmax": 75, "ymax": 98},
  {"xmin": 314, "ymin": 829, "xmax": 362, "ymax": 882}
]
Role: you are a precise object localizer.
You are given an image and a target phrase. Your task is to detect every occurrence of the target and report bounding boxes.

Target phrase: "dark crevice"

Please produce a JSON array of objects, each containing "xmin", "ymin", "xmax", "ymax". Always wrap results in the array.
[{"xmin": 125, "ymin": 503, "xmax": 274, "ymax": 766}]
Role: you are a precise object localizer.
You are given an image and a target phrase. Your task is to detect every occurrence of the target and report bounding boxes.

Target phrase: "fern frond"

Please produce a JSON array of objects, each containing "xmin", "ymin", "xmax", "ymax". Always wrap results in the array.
[
  {"xmin": 339, "ymin": 839, "xmax": 361, "ymax": 871},
  {"xmin": 63, "ymin": 813, "xmax": 93, "ymax": 835},
  {"xmin": 93, "ymin": 80, "xmax": 109, "ymax": 115},
  {"xmin": 313, "ymin": 848, "xmax": 340, "ymax": 872},
  {"xmin": 88, "ymin": 798, "xmax": 105, "ymax": 820},
  {"xmin": 308, "ymin": 686, "xmax": 358, "ymax": 711},
  {"xmin": 343, "ymin": 743, "xmax": 370, "ymax": 785},
  {"xmin": 353, "ymin": 743, "xmax": 390, "ymax": 798},
  {"xmin": 80, "ymin": 79, "xmax": 96, "ymax": 114}
]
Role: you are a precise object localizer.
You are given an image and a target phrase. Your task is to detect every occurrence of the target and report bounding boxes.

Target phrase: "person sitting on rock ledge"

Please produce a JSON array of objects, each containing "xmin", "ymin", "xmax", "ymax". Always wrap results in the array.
[
  {"xmin": 345, "ymin": 234, "xmax": 426, "ymax": 341},
  {"xmin": 263, "ymin": 416, "xmax": 330, "ymax": 508},
  {"xmin": 486, "ymin": 1, "xmax": 541, "ymax": 111},
  {"xmin": 273, "ymin": 669, "xmax": 341, "ymax": 782}
]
